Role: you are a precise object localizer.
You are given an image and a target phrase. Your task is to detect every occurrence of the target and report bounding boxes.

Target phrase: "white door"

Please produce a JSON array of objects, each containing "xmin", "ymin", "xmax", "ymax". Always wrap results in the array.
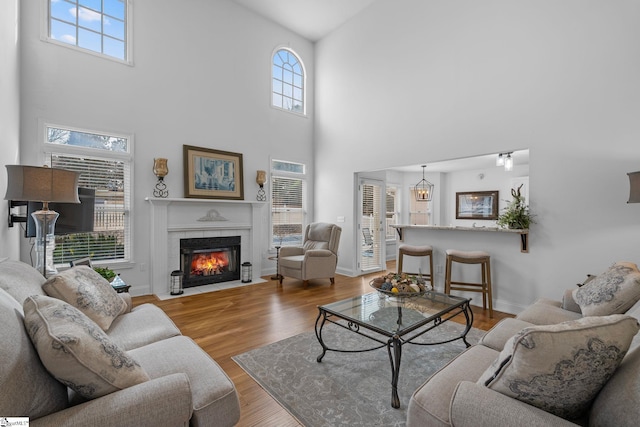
[{"xmin": 358, "ymin": 179, "xmax": 384, "ymax": 273}]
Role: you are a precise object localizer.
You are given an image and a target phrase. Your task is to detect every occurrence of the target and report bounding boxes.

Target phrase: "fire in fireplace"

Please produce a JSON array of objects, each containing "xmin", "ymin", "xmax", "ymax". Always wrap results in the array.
[{"xmin": 180, "ymin": 236, "xmax": 241, "ymax": 288}]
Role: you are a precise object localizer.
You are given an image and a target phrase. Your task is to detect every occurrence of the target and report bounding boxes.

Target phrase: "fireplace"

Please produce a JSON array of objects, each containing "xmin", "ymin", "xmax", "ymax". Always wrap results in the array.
[{"xmin": 180, "ymin": 236, "xmax": 241, "ymax": 288}]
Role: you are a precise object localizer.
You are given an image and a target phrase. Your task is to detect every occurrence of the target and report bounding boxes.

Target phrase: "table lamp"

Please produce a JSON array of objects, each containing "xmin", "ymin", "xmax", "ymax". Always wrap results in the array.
[{"xmin": 4, "ymin": 165, "xmax": 80, "ymax": 277}]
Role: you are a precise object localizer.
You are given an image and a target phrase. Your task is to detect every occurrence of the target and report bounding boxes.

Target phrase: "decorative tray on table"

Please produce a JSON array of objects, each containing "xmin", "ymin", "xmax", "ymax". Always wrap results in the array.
[{"xmin": 369, "ymin": 272, "xmax": 432, "ymax": 298}]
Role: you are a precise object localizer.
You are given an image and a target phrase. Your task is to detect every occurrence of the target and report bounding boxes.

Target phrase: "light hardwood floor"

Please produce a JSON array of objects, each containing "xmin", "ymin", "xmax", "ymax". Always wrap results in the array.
[{"xmin": 132, "ymin": 263, "xmax": 513, "ymax": 427}]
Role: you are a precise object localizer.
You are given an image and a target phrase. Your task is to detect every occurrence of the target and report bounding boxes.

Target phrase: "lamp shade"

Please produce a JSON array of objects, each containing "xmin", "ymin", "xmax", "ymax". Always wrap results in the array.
[
  {"xmin": 4, "ymin": 165, "xmax": 80, "ymax": 204},
  {"xmin": 628, "ymin": 171, "xmax": 640, "ymax": 203}
]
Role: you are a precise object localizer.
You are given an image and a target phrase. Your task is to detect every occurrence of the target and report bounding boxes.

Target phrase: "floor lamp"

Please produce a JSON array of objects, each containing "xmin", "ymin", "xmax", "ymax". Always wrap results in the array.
[{"xmin": 4, "ymin": 165, "xmax": 80, "ymax": 277}]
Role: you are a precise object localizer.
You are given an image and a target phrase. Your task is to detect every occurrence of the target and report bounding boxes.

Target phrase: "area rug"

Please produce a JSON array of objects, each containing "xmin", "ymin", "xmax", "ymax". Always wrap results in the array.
[{"xmin": 233, "ymin": 320, "xmax": 485, "ymax": 426}]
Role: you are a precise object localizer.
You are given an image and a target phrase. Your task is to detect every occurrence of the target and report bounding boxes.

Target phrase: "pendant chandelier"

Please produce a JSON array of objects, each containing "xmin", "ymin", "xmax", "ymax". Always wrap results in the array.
[{"xmin": 414, "ymin": 165, "xmax": 434, "ymax": 201}]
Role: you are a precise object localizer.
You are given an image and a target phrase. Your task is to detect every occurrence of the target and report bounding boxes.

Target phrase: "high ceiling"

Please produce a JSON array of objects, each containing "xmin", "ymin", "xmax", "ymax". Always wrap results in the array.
[
  {"xmin": 231, "ymin": 0, "xmax": 377, "ymax": 41},
  {"xmin": 231, "ymin": 1, "xmax": 529, "ymax": 174}
]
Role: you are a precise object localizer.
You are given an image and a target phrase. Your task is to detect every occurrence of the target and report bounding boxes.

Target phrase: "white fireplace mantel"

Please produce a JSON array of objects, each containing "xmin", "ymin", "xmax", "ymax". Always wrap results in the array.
[{"xmin": 146, "ymin": 197, "xmax": 266, "ymax": 295}]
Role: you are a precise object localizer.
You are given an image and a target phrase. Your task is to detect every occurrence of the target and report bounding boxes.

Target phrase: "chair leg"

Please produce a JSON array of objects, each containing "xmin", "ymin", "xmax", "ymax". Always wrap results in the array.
[
  {"xmin": 303, "ymin": 280, "xmax": 309, "ymax": 288},
  {"xmin": 330, "ymin": 277, "xmax": 335, "ymax": 285},
  {"xmin": 485, "ymin": 261, "xmax": 493, "ymax": 318},
  {"xmin": 444, "ymin": 255, "xmax": 452, "ymax": 294},
  {"xmin": 429, "ymin": 254, "xmax": 434, "ymax": 288},
  {"xmin": 397, "ymin": 252, "xmax": 404, "ymax": 275},
  {"xmin": 279, "ymin": 275, "xmax": 283, "ymax": 285}
]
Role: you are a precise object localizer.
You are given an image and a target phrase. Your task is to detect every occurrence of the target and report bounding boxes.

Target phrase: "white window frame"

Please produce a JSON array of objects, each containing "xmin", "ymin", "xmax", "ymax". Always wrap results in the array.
[
  {"xmin": 385, "ymin": 185, "xmax": 399, "ymax": 241},
  {"xmin": 41, "ymin": 0, "xmax": 134, "ymax": 66},
  {"xmin": 271, "ymin": 47, "xmax": 306, "ymax": 116},
  {"xmin": 270, "ymin": 158, "xmax": 307, "ymax": 249},
  {"xmin": 40, "ymin": 121, "xmax": 134, "ymax": 267}
]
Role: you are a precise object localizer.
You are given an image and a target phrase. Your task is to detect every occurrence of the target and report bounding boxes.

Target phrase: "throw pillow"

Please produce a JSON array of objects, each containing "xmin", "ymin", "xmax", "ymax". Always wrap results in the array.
[
  {"xmin": 572, "ymin": 261, "xmax": 640, "ymax": 316},
  {"xmin": 42, "ymin": 266, "xmax": 126, "ymax": 330},
  {"xmin": 23, "ymin": 295, "xmax": 149, "ymax": 400},
  {"xmin": 477, "ymin": 314, "xmax": 639, "ymax": 420}
]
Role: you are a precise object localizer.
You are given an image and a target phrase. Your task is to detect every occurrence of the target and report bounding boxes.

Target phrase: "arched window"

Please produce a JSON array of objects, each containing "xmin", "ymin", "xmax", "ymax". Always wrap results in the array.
[{"xmin": 272, "ymin": 48, "xmax": 305, "ymax": 114}]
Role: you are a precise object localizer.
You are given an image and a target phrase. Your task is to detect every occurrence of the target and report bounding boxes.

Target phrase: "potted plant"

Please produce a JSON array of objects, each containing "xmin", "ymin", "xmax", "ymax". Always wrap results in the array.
[
  {"xmin": 496, "ymin": 184, "xmax": 534, "ymax": 229},
  {"xmin": 93, "ymin": 266, "xmax": 117, "ymax": 282}
]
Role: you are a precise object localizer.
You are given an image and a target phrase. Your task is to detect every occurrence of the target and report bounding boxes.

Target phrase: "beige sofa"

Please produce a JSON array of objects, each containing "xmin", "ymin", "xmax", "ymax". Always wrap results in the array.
[
  {"xmin": 0, "ymin": 258, "xmax": 240, "ymax": 427},
  {"xmin": 407, "ymin": 261, "xmax": 640, "ymax": 427}
]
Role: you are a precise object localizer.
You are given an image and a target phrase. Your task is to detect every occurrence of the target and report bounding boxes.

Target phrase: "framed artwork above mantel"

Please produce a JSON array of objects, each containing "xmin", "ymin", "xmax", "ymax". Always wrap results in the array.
[
  {"xmin": 183, "ymin": 145, "xmax": 244, "ymax": 200},
  {"xmin": 455, "ymin": 190, "xmax": 499, "ymax": 220}
]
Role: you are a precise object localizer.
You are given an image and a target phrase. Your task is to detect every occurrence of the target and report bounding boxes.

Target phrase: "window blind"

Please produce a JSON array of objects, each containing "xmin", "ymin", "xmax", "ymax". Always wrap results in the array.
[
  {"xmin": 50, "ymin": 153, "xmax": 130, "ymax": 264},
  {"xmin": 271, "ymin": 176, "xmax": 305, "ymax": 246}
]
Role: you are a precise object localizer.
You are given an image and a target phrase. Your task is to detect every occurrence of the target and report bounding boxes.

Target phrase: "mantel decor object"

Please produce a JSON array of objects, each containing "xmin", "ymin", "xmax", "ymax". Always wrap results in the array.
[
  {"xmin": 153, "ymin": 158, "xmax": 169, "ymax": 198},
  {"xmin": 256, "ymin": 170, "xmax": 267, "ymax": 201},
  {"xmin": 183, "ymin": 145, "xmax": 244, "ymax": 200}
]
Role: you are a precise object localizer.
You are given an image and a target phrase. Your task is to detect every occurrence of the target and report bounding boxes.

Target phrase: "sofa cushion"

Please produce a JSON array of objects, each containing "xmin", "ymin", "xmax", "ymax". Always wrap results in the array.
[
  {"xmin": 23, "ymin": 295, "xmax": 149, "ymax": 400},
  {"xmin": 478, "ymin": 314, "xmax": 639, "ymax": 421},
  {"xmin": 0, "ymin": 258, "xmax": 47, "ymax": 306},
  {"xmin": 572, "ymin": 261, "xmax": 640, "ymax": 316},
  {"xmin": 589, "ymin": 345, "xmax": 640, "ymax": 427},
  {"xmin": 516, "ymin": 297, "xmax": 583, "ymax": 325},
  {"xmin": 0, "ymin": 288, "xmax": 68, "ymax": 419},
  {"xmin": 108, "ymin": 303, "xmax": 182, "ymax": 351},
  {"xmin": 129, "ymin": 335, "xmax": 241, "ymax": 427},
  {"xmin": 407, "ymin": 344, "xmax": 500, "ymax": 427},
  {"xmin": 42, "ymin": 266, "xmax": 126, "ymax": 330},
  {"xmin": 479, "ymin": 318, "xmax": 535, "ymax": 351}
]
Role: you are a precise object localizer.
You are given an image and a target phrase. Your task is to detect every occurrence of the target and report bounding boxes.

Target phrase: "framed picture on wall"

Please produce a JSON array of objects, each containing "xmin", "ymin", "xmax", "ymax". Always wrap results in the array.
[
  {"xmin": 183, "ymin": 145, "xmax": 244, "ymax": 200},
  {"xmin": 455, "ymin": 191, "xmax": 499, "ymax": 220}
]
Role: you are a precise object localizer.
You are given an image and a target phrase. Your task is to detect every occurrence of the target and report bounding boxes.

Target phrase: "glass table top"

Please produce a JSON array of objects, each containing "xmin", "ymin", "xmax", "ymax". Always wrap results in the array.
[{"xmin": 318, "ymin": 291, "xmax": 470, "ymax": 336}]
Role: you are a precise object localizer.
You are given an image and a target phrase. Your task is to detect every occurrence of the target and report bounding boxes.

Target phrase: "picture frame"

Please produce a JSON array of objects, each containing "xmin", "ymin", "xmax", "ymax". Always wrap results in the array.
[
  {"xmin": 183, "ymin": 145, "xmax": 244, "ymax": 200},
  {"xmin": 455, "ymin": 191, "xmax": 499, "ymax": 220}
]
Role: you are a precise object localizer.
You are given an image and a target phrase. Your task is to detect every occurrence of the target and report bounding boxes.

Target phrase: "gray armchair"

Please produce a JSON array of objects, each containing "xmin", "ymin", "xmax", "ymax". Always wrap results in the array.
[{"xmin": 278, "ymin": 222, "xmax": 342, "ymax": 286}]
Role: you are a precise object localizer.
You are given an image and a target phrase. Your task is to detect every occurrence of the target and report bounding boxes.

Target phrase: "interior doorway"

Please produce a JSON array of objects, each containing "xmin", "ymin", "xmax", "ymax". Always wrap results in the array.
[{"xmin": 358, "ymin": 178, "xmax": 384, "ymax": 273}]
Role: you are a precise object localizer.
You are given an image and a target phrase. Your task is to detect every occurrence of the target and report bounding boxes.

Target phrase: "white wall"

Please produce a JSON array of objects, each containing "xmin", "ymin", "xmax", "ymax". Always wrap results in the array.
[
  {"xmin": 19, "ymin": 0, "xmax": 315, "ymax": 292},
  {"xmin": 315, "ymin": 0, "xmax": 640, "ymax": 309},
  {"xmin": 0, "ymin": 0, "xmax": 21, "ymax": 260}
]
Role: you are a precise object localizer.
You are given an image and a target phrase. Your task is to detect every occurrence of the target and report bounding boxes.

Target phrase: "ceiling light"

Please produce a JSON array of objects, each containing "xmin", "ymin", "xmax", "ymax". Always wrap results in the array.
[
  {"xmin": 496, "ymin": 153, "xmax": 504, "ymax": 166},
  {"xmin": 415, "ymin": 165, "xmax": 434, "ymax": 202},
  {"xmin": 504, "ymin": 153, "xmax": 513, "ymax": 171}
]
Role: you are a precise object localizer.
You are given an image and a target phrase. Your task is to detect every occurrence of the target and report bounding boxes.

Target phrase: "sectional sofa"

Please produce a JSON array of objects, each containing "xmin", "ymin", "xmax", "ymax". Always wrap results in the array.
[
  {"xmin": 0, "ymin": 258, "xmax": 240, "ymax": 426},
  {"xmin": 407, "ymin": 261, "xmax": 640, "ymax": 427}
]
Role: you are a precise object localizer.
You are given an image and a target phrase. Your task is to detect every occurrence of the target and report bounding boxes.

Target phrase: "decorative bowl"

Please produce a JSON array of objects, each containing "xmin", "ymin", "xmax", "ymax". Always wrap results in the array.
[{"xmin": 369, "ymin": 272, "xmax": 431, "ymax": 298}]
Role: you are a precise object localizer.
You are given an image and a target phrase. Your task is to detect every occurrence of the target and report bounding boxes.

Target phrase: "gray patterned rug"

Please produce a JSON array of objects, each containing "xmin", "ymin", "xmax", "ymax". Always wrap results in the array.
[{"xmin": 233, "ymin": 320, "xmax": 485, "ymax": 426}]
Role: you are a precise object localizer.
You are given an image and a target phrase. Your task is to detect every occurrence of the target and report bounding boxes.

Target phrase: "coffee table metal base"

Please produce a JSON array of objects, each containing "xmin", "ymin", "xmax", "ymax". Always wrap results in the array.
[{"xmin": 315, "ymin": 299, "xmax": 473, "ymax": 409}]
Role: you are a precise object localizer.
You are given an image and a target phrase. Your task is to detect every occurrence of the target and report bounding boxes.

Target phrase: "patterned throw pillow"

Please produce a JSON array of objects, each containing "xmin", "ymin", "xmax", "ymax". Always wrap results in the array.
[
  {"xmin": 572, "ymin": 262, "xmax": 640, "ymax": 316},
  {"xmin": 477, "ymin": 315, "xmax": 639, "ymax": 420},
  {"xmin": 42, "ymin": 266, "xmax": 126, "ymax": 330},
  {"xmin": 23, "ymin": 295, "xmax": 149, "ymax": 400}
]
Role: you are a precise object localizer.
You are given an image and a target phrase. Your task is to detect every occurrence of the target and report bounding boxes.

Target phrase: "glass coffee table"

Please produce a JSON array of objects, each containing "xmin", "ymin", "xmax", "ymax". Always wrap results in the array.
[{"xmin": 315, "ymin": 291, "xmax": 473, "ymax": 408}]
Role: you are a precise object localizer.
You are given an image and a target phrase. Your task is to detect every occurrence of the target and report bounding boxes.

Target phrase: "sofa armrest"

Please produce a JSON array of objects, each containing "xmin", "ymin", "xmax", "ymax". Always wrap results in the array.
[
  {"xmin": 450, "ymin": 381, "xmax": 579, "ymax": 427},
  {"xmin": 304, "ymin": 249, "xmax": 334, "ymax": 258},
  {"xmin": 279, "ymin": 247, "xmax": 304, "ymax": 257},
  {"xmin": 561, "ymin": 289, "xmax": 582, "ymax": 313},
  {"xmin": 118, "ymin": 292, "xmax": 133, "ymax": 313},
  {"xmin": 31, "ymin": 373, "xmax": 193, "ymax": 427}
]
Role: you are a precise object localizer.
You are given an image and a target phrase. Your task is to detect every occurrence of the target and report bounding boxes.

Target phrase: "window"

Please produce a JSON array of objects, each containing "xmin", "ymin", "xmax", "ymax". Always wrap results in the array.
[
  {"xmin": 47, "ymin": 0, "xmax": 129, "ymax": 62},
  {"xmin": 272, "ymin": 48, "xmax": 305, "ymax": 114},
  {"xmin": 44, "ymin": 124, "xmax": 132, "ymax": 266},
  {"xmin": 409, "ymin": 188, "xmax": 431, "ymax": 225},
  {"xmin": 271, "ymin": 159, "xmax": 306, "ymax": 247}
]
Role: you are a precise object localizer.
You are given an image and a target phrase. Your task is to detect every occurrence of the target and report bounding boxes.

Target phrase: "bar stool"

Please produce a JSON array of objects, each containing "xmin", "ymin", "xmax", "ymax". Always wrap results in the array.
[
  {"xmin": 397, "ymin": 244, "xmax": 433, "ymax": 287},
  {"xmin": 444, "ymin": 249, "xmax": 493, "ymax": 318}
]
